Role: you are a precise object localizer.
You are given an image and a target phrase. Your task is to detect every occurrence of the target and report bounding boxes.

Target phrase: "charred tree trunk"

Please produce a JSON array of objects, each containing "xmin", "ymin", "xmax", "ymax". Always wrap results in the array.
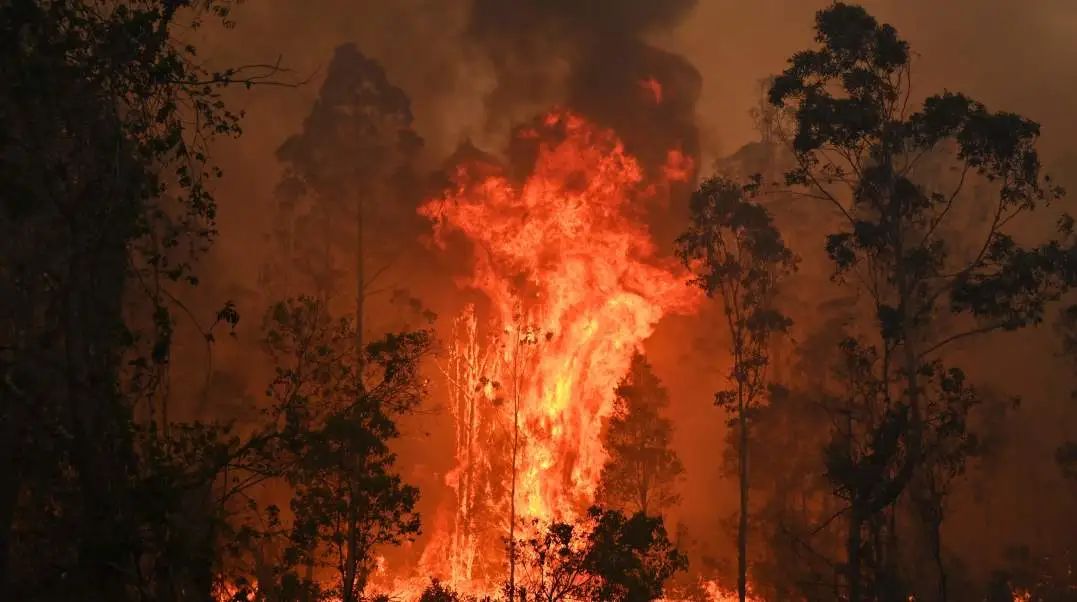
[
  {"xmin": 846, "ymin": 511, "xmax": 862, "ymax": 602},
  {"xmin": 356, "ymin": 188, "xmax": 365, "ymax": 378},
  {"xmin": 189, "ymin": 489, "xmax": 218, "ymax": 602},
  {"xmin": 930, "ymin": 512, "xmax": 947, "ymax": 602},
  {"xmin": 738, "ymin": 383, "xmax": 749, "ymax": 602},
  {"xmin": 916, "ymin": 479, "xmax": 948, "ymax": 602},
  {"xmin": 339, "ymin": 182, "xmax": 367, "ymax": 602},
  {"xmin": 0, "ymin": 431, "xmax": 18, "ymax": 593},
  {"xmin": 66, "ymin": 236, "xmax": 138, "ymax": 601},
  {"xmin": 0, "ymin": 254, "xmax": 30, "ymax": 595},
  {"xmin": 508, "ymin": 334, "xmax": 521, "ymax": 601},
  {"xmin": 343, "ymin": 496, "xmax": 359, "ymax": 602},
  {"xmin": 0, "ymin": 336, "xmax": 24, "ymax": 594}
]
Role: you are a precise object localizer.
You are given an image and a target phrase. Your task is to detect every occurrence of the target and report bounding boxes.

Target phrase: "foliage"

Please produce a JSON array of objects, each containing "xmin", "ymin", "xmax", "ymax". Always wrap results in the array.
[
  {"xmin": 275, "ymin": 43, "xmax": 421, "ymax": 200},
  {"xmin": 677, "ymin": 175, "xmax": 796, "ymax": 422},
  {"xmin": 770, "ymin": 0, "xmax": 1073, "ymax": 365},
  {"xmin": 514, "ymin": 506, "xmax": 687, "ymax": 602},
  {"xmin": 1054, "ymin": 305, "xmax": 1077, "ymax": 482},
  {"xmin": 420, "ymin": 579, "xmax": 464, "ymax": 602},
  {"xmin": 824, "ymin": 345, "xmax": 976, "ymax": 511},
  {"xmin": 596, "ymin": 353, "xmax": 684, "ymax": 516},
  {"xmin": 264, "ymin": 43, "xmax": 423, "ymax": 303},
  {"xmin": 812, "ymin": 335, "xmax": 986, "ymax": 600},
  {"xmin": 736, "ymin": 383, "xmax": 843, "ymax": 602},
  {"xmin": 257, "ymin": 297, "xmax": 429, "ymax": 601},
  {"xmin": 5, "ymin": 1, "xmax": 1077, "ymax": 600},
  {"xmin": 677, "ymin": 175, "xmax": 796, "ymax": 601},
  {"xmin": 0, "ymin": 1, "xmax": 284, "ymax": 599},
  {"xmin": 768, "ymin": 2, "xmax": 1075, "ymax": 599}
]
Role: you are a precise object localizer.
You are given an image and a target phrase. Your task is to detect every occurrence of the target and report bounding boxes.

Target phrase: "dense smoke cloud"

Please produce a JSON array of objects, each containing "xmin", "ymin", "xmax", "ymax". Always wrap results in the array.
[{"xmin": 466, "ymin": 0, "xmax": 701, "ymax": 176}]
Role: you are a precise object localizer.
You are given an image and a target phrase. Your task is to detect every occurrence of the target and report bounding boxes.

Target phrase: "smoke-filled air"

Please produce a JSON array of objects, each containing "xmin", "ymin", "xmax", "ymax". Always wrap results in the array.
[{"xmin": 4, "ymin": 2, "xmax": 1077, "ymax": 602}]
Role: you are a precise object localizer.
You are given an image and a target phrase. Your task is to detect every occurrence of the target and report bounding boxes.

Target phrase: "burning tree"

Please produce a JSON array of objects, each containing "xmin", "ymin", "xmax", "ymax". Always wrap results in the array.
[
  {"xmin": 418, "ymin": 110, "xmax": 698, "ymax": 595},
  {"xmin": 596, "ymin": 352, "xmax": 685, "ymax": 517},
  {"xmin": 437, "ymin": 308, "xmax": 510, "ymax": 589},
  {"xmin": 677, "ymin": 177, "xmax": 797, "ymax": 602}
]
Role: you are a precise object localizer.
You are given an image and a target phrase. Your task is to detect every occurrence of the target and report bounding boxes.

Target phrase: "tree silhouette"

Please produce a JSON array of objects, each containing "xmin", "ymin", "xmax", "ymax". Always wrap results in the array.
[
  {"xmin": 0, "ymin": 2, "xmax": 281, "ymax": 598},
  {"xmin": 677, "ymin": 176, "xmax": 796, "ymax": 602},
  {"xmin": 260, "ymin": 297, "xmax": 429, "ymax": 602},
  {"xmin": 262, "ymin": 45, "xmax": 426, "ymax": 599},
  {"xmin": 268, "ymin": 43, "xmax": 422, "ymax": 348},
  {"xmin": 819, "ymin": 338, "xmax": 982, "ymax": 600},
  {"xmin": 419, "ymin": 579, "xmax": 463, "ymax": 602},
  {"xmin": 513, "ymin": 506, "xmax": 687, "ymax": 602},
  {"xmin": 769, "ymin": 3, "xmax": 1076, "ymax": 599},
  {"xmin": 596, "ymin": 352, "xmax": 684, "ymax": 517},
  {"xmin": 1055, "ymin": 304, "xmax": 1077, "ymax": 484}
]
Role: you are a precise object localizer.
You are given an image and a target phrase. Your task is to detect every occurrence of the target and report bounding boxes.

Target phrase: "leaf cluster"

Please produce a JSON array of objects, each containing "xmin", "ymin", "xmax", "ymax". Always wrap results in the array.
[{"xmin": 513, "ymin": 506, "xmax": 687, "ymax": 602}]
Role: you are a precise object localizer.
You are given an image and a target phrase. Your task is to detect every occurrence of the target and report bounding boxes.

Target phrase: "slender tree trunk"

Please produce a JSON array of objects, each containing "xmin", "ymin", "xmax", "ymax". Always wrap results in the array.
[
  {"xmin": 343, "ymin": 495, "xmax": 359, "ymax": 602},
  {"xmin": 302, "ymin": 557, "xmax": 315, "ymax": 602},
  {"xmin": 462, "ymin": 334, "xmax": 478, "ymax": 578},
  {"xmin": 869, "ymin": 515, "xmax": 884, "ymax": 595},
  {"xmin": 508, "ymin": 333, "xmax": 520, "ymax": 601},
  {"xmin": 847, "ymin": 511, "xmax": 862, "ymax": 602},
  {"xmin": 892, "ymin": 160, "xmax": 923, "ymax": 468},
  {"xmin": 0, "ymin": 396, "xmax": 20, "ymax": 593},
  {"xmin": 925, "ymin": 495, "xmax": 947, "ymax": 602},
  {"xmin": 0, "ymin": 459, "xmax": 17, "ymax": 594},
  {"xmin": 738, "ymin": 382, "xmax": 749, "ymax": 602},
  {"xmin": 187, "ymin": 486, "xmax": 217, "ymax": 602},
  {"xmin": 932, "ymin": 516, "xmax": 947, "ymax": 601},
  {"xmin": 356, "ymin": 190, "xmax": 365, "ymax": 380},
  {"xmin": 344, "ymin": 190, "xmax": 366, "ymax": 602},
  {"xmin": 66, "ymin": 226, "xmax": 138, "ymax": 601},
  {"xmin": 871, "ymin": 505, "xmax": 898, "ymax": 598}
]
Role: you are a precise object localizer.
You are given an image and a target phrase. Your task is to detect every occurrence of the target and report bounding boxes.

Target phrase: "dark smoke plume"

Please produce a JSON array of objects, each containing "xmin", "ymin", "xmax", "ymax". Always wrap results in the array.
[{"xmin": 466, "ymin": 0, "xmax": 702, "ymax": 178}]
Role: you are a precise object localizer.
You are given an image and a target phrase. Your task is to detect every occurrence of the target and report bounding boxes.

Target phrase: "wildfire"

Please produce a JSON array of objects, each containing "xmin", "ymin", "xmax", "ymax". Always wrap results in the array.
[
  {"xmin": 663, "ymin": 148, "xmax": 694, "ymax": 182},
  {"xmin": 697, "ymin": 579, "xmax": 759, "ymax": 602},
  {"xmin": 414, "ymin": 109, "xmax": 699, "ymax": 595}
]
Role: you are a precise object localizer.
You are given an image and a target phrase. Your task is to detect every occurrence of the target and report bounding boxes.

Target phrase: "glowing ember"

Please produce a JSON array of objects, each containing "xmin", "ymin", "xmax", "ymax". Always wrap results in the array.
[
  {"xmin": 696, "ymin": 579, "xmax": 759, "ymax": 602},
  {"xmin": 415, "ymin": 109, "xmax": 699, "ymax": 594},
  {"xmin": 663, "ymin": 148, "xmax": 694, "ymax": 182}
]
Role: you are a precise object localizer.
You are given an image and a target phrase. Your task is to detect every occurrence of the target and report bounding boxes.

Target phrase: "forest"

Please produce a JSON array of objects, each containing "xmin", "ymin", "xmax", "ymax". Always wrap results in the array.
[{"xmin": 2, "ymin": 1, "xmax": 1076, "ymax": 601}]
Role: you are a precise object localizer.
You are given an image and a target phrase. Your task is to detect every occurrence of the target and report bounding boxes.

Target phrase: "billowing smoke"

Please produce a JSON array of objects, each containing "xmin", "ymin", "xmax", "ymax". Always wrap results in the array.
[{"xmin": 466, "ymin": 0, "xmax": 701, "ymax": 178}]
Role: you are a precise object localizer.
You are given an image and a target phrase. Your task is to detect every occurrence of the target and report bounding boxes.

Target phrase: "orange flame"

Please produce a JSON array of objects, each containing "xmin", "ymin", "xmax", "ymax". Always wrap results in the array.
[
  {"xmin": 415, "ymin": 109, "xmax": 700, "ymax": 594},
  {"xmin": 663, "ymin": 148, "xmax": 694, "ymax": 182}
]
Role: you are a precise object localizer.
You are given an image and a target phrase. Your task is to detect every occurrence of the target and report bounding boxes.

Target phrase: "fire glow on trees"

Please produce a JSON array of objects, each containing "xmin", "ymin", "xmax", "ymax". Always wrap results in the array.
[{"xmin": 412, "ymin": 109, "xmax": 701, "ymax": 595}]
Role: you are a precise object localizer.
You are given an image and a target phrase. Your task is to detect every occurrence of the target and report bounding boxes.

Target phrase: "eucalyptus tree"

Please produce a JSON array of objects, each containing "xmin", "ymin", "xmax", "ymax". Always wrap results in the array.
[
  {"xmin": 769, "ymin": 3, "xmax": 1075, "ymax": 598},
  {"xmin": 260, "ymin": 297, "xmax": 429, "ymax": 602},
  {"xmin": 677, "ymin": 176, "xmax": 797, "ymax": 602}
]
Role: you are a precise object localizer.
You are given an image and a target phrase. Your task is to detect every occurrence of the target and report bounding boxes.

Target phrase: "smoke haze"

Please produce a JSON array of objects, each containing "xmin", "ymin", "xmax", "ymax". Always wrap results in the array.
[{"xmin": 177, "ymin": 0, "xmax": 1077, "ymax": 592}]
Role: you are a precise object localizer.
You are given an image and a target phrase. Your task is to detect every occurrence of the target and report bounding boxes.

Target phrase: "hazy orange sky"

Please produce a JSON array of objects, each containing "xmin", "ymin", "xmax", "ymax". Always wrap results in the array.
[{"xmin": 184, "ymin": 0, "xmax": 1077, "ymax": 581}]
